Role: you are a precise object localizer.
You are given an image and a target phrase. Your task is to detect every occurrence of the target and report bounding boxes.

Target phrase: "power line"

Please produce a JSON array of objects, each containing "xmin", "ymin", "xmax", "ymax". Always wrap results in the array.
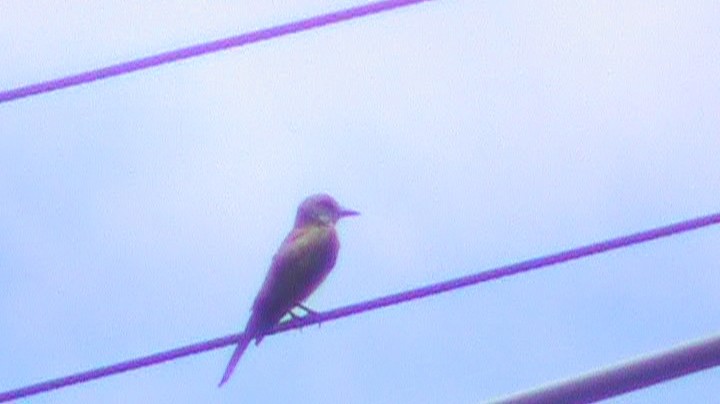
[
  {"xmin": 0, "ymin": 0, "xmax": 433, "ymax": 104},
  {"xmin": 491, "ymin": 333, "xmax": 720, "ymax": 403},
  {"xmin": 2, "ymin": 211, "xmax": 718, "ymax": 402}
]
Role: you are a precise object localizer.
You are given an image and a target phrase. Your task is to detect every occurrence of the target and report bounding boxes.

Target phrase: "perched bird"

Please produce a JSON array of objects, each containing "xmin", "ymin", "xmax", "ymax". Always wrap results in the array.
[{"xmin": 218, "ymin": 193, "xmax": 359, "ymax": 386}]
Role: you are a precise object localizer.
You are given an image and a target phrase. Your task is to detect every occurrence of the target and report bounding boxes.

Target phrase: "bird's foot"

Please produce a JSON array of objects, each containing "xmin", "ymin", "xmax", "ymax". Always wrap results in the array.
[
  {"xmin": 295, "ymin": 303, "xmax": 317, "ymax": 315},
  {"xmin": 295, "ymin": 303, "xmax": 323, "ymax": 328},
  {"xmin": 284, "ymin": 310, "xmax": 306, "ymax": 334}
]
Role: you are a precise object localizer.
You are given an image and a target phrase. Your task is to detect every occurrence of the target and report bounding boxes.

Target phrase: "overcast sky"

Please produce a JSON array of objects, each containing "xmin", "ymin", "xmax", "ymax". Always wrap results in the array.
[{"xmin": 2, "ymin": 1, "xmax": 719, "ymax": 403}]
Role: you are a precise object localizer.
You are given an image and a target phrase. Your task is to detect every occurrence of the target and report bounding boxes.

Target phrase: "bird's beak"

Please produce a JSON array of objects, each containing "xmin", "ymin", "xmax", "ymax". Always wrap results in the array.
[{"xmin": 339, "ymin": 208, "xmax": 360, "ymax": 218}]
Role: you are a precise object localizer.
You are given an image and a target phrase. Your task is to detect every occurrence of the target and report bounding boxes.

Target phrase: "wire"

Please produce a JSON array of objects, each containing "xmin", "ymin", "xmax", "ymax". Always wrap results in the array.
[
  {"xmin": 491, "ymin": 333, "xmax": 720, "ymax": 403},
  {"xmin": 0, "ymin": 0, "xmax": 434, "ymax": 104},
  {"xmin": 2, "ymin": 211, "xmax": 718, "ymax": 402}
]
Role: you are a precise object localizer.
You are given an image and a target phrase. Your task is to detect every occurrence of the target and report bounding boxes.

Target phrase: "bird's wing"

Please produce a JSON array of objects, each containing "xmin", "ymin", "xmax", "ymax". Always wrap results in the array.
[
  {"xmin": 218, "ymin": 225, "xmax": 341, "ymax": 386},
  {"xmin": 252, "ymin": 225, "xmax": 339, "ymax": 327}
]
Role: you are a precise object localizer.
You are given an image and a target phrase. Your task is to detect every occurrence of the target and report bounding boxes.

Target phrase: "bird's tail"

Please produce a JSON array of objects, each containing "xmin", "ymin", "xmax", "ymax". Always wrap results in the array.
[{"xmin": 218, "ymin": 332, "xmax": 252, "ymax": 387}]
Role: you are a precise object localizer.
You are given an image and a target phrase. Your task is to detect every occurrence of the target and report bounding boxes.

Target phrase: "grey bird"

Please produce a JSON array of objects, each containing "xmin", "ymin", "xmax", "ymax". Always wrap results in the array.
[{"xmin": 218, "ymin": 193, "xmax": 359, "ymax": 386}]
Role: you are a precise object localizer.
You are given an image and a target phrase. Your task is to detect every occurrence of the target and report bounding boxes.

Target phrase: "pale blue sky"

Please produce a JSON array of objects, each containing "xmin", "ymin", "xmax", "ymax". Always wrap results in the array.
[{"xmin": 1, "ymin": 1, "xmax": 719, "ymax": 403}]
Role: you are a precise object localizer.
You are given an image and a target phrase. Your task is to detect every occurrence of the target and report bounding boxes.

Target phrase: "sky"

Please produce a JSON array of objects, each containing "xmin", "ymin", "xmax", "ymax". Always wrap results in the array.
[{"xmin": 1, "ymin": 1, "xmax": 719, "ymax": 403}]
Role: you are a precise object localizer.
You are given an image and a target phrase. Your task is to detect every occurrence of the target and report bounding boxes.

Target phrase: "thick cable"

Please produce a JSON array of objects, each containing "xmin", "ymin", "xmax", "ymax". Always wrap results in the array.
[{"xmin": 491, "ymin": 334, "xmax": 720, "ymax": 403}]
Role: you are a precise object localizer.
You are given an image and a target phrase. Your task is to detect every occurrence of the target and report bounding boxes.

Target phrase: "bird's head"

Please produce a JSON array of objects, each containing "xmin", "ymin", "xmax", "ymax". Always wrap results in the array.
[{"xmin": 294, "ymin": 194, "xmax": 359, "ymax": 227}]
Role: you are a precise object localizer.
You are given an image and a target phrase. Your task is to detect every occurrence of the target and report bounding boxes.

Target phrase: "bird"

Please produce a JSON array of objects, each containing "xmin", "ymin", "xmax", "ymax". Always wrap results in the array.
[{"xmin": 218, "ymin": 193, "xmax": 359, "ymax": 386}]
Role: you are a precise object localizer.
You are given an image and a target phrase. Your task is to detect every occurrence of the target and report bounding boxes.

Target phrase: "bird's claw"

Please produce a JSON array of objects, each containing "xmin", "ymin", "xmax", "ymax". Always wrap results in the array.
[
  {"xmin": 291, "ymin": 303, "xmax": 323, "ymax": 328},
  {"xmin": 295, "ymin": 303, "xmax": 318, "ymax": 315}
]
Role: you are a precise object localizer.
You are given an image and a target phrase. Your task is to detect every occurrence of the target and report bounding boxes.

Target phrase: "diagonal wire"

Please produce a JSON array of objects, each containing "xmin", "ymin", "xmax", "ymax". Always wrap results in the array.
[
  {"xmin": 491, "ymin": 333, "xmax": 720, "ymax": 403},
  {"xmin": 0, "ymin": 0, "xmax": 434, "ymax": 104},
  {"xmin": 1, "ymin": 211, "xmax": 719, "ymax": 402}
]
